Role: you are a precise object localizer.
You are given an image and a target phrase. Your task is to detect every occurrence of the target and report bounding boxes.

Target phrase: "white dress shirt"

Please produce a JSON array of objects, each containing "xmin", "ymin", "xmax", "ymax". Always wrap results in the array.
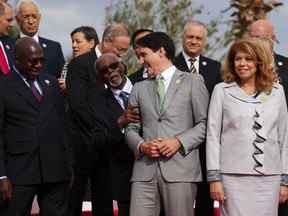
[
  {"xmin": 157, "ymin": 65, "xmax": 176, "ymax": 93},
  {"xmin": 20, "ymin": 32, "xmax": 39, "ymax": 43},
  {"xmin": 111, "ymin": 77, "xmax": 133, "ymax": 109}
]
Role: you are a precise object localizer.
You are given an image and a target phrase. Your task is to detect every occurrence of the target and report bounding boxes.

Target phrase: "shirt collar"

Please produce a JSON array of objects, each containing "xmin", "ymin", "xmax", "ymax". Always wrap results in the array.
[
  {"xmin": 95, "ymin": 45, "xmax": 102, "ymax": 58},
  {"xmin": 182, "ymin": 50, "xmax": 200, "ymax": 63},
  {"xmin": 159, "ymin": 65, "xmax": 176, "ymax": 81},
  {"xmin": 111, "ymin": 76, "xmax": 133, "ymax": 96},
  {"xmin": 20, "ymin": 32, "xmax": 39, "ymax": 43}
]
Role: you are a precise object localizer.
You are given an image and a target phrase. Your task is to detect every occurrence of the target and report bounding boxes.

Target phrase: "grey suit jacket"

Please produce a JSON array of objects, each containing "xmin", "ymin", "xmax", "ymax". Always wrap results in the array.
[
  {"xmin": 206, "ymin": 82, "xmax": 288, "ymax": 183},
  {"xmin": 125, "ymin": 69, "xmax": 209, "ymax": 182}
]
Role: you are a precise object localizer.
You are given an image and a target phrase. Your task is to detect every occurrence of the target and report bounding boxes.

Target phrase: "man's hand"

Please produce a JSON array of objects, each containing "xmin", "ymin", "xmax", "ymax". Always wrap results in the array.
[
  {"xmin": 209, "ymin": 181, "xmax": 225, "ymax": 203},
  {"xmin": 58, "ymin": 78, "xmax": 66, "ymax": 93},
  {"xmin": 117, "ymin": 105, "xmax": 140, "ymax": 129},
  {"xmin": 139, "ymin": 139, "xmax": 161, "ymax": 158},
  {"xmin": 0, "ymin": 178, "xmax": 12, "ymax": 201},
  {"xmin": 157, "ymin": 138, "xmax": 181, "ymax": 157},
  {"xmin": 279, "ymin": 186, "xmax": 288, "ymax": 204}
]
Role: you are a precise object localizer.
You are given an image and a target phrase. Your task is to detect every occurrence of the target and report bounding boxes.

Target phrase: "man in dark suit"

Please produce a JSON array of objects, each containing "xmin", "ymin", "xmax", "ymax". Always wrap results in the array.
[
  {"xmin": 66, "ymin": 23, "xmax": 130, "ymax": 216},
  {"xmin": 15, "ymin": 0, "xmax": 65, "ymax": 78},
  {"xmin": 173, "ymin": 20, "xmax": 221, "ymax": 216},
  {"xmin": 0, "ymin": 37, "xmax": 70, "ymax": 216},
  {"xmin": 173, "ymin": 20, "xmax": 221, "ymax": 95},
  {"xmin": 94, "ymin": 53, "xmax": 135, "ymax": 216},
  {"xmin": 248, "ymin": 19, "xmax": 288, "ymax": 104},
  {"xmin": 248, "ymin": 18, "xmax": 288, "ymax": 216},
  {"xmin": 0, "ymin": 2, "xmax": 14, "ymax": 76},
  {"xmin": 129, "ymin": 29, "xmax": 153, "ymax": 84}
]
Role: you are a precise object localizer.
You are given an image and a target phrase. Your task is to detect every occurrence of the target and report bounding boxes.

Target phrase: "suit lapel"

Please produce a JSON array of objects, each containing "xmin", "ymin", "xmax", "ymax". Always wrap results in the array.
[
  {"xmin": 38, "ymin": 75, "xmax": 55, "ymax": 122},
  {"xmin": 161, "ymin": 70, "xmax": 183, "ymax": 115},
  {"xmin": 8, "ymin": 71, "xmax": 40, "ymax": 110}
]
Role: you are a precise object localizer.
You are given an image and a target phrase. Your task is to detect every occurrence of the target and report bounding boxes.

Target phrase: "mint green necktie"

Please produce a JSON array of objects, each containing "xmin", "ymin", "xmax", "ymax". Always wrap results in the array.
[{"xmin": 156, "ymin": 75, "xmax": 165, "ymax": 112}]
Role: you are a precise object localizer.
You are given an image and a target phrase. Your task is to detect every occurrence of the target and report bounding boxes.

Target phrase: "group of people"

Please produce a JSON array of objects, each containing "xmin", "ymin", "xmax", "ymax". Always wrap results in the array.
[{"xmin": 0, "ymin": 0, "xmax": 288, "ymax": 216}]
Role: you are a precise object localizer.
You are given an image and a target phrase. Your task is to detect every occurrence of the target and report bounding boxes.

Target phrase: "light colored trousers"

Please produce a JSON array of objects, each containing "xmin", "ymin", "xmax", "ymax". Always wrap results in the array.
[{"xmin": 130, "ymin": 165, "xmax": 197, "ymax": 216}]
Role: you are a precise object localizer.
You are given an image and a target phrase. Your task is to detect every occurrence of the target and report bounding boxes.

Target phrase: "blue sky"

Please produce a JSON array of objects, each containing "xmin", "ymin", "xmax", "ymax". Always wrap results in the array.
[{"xmin": 9, "ymin": 0, "xmax": 288, "ymax": 59}]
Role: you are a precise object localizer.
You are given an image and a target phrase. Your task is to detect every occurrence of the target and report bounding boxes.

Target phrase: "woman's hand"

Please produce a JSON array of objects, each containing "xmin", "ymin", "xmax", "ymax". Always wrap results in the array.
[
  {"xmin": 210, "ymin": 181, "xmax": 225, "ymax": 203},
  {"xmin": 279, "ymin": 186, "xmax": 288, "ymax": 204}
]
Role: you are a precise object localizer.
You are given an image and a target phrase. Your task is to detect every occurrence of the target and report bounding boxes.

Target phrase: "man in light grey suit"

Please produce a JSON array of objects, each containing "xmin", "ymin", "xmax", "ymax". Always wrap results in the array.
[{"xmin": 125, "ymin": 32, "xmax": 209, "ymax": 216}]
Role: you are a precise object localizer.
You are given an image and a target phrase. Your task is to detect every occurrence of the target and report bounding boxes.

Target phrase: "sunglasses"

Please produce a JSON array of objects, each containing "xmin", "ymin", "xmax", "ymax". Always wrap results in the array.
[{"xmin": 99, "ymin": 61, "xmax": 122, "ymax": 73}]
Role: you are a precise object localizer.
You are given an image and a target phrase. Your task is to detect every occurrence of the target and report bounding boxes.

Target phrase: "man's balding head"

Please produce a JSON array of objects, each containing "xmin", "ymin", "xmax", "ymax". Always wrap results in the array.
[
  {"xmin": 249, "ymin": 19, "xmax": 277, "ymax": 42},
  {"xmin": 101, "ymin": 23, "xmax": 130, "ymax": 57},
  {"xmin": 15, "ymin": 37, "xmax": 44, "ymax": 79}
]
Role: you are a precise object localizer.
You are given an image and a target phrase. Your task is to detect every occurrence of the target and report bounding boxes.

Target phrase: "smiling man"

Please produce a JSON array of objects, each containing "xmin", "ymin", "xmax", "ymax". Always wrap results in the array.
[
  {"xmin": 91, "ymin": 53, "xmax": 135, "ymax": 216},
  {"xmin": 0, "ymin": 37, "xmax": 70, "ymax": 216},
  {"xmin": 126, "ymin": 32, "xmax": 209, "ymax": 216},
  {"xmin": 15, "ymin": 0, "xmax": 65, "ymax": 78},
  {"xmin": 173, "ymin": 20, "xmax": 222, "ymax": 216}
]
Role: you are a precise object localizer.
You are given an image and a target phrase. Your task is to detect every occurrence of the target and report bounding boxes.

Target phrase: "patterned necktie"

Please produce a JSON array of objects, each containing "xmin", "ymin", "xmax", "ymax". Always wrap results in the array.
[
  {"xmin": 0, "ymin": 44, "xmax": 10, "ymax": 75},
  {"xmin": 156, "ymin": 75, "xmax": 165, "ymax": 112},
  {"xmin": 119, "ymin": 91, "xmax": 129, "ymax": 109},
  {"xmin": 27, "ymin": 79, "xmax": 42, "ymax": 102},
  {"xmin": 189, "ymin": 58, "xmax": 196, "ymax": 73}
]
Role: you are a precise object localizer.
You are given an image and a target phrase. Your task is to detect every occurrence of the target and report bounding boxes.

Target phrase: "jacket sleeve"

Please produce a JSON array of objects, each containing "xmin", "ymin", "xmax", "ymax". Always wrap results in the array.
[
  {"xmin": 206, "ymin": 84, "xmax": 224, "ymax": 182},
  {"xmin": 125, "ymin": 83, "xmax": 144, "ymax": 157},
  {"xmin": 176, "ymin": 74, "xmax": 209, "ymax": 155},
  {"xmin": 277, "ymin": 85, "xmax": 288, "ymax": 185}
]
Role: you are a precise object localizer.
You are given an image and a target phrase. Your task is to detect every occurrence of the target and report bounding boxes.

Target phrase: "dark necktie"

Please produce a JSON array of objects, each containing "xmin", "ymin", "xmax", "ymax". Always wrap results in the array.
[
  {"xmin": 27, "ymin": 79, "xmax": 42, "ymax": 102},
  {"xmin": 0, "ymin": 44, "xmax": 10, "ymax": 75},
  {"xmin": 119, "ymin": 91, "xmax": 129, "ymax": 109},
  {"xmin": 189, "ymin": 58, "xmax": 196, "ymax": 73}
]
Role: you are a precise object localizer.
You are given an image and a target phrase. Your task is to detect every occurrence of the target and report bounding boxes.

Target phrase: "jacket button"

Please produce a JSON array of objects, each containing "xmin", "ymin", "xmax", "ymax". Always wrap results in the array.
[{"xmin": 158, "ymin": 118, "xmax": 162, "ymax": 122}]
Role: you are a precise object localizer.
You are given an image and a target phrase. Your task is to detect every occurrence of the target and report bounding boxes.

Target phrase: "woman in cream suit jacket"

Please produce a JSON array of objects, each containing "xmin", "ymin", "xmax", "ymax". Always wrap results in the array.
[{"xmin": 206, "ymin": 38, "xmax": 288, "ymax": 216}]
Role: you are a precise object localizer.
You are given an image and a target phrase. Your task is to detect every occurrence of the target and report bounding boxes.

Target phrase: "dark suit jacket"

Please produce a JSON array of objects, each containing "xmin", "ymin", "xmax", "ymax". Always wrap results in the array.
[
  {"xmin": 275, "ymin": 53, "xmax": 288, "ymax": 103},
  {"xmin": 66, "ymin": 50, "xmax": 105, "ymax": 172},
  {"xmin": 90, "ymin": 88, "xmax": 133, "ymax": 202},
  {"xmin": 38, "ymin": 37, "xmax": 65, "ymax": 78},
  {"xmin": 0, "ymin": 36, "xmax": 15, "ymax": 75},
  {"xmin": 128, "ymin": 67, "xmax": 146, "ymax": 84},
  {"xmin": 0, "ymin": 70, "xmax": 70, "ymax": 185},
  {"xmin": 173, "ymin": 52, "xmax": 222, "ymax": 95}
]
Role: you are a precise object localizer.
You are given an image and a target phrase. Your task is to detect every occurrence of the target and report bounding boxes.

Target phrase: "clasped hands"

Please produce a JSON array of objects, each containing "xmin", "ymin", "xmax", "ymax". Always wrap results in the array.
[{"xmin": 139, "ymin": 137, "xmax": 181, "ymax": 158}]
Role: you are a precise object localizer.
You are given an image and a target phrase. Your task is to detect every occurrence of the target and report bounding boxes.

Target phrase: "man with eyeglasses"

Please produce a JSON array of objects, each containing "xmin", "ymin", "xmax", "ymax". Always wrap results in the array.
[
  {"xmin": 66, "ymin": 23, "xmax": 131, "ymax": 216},
  {"xmin": 88, "ymin": 53, "xmax": 136, "ymax": 216},
  {"xmin": 15, "ymin": 0, "xmax": 65, "ymax": 78}
]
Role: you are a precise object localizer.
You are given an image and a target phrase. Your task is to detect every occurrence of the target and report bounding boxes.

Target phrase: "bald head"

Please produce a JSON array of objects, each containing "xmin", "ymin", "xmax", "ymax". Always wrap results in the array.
[
  {"xmin": 249, "ymin": 19, "xmax": 276, "ymax": 42},
  {"xmin": 96, "ymin": 52, "xmax": 126, "ymax": 89},
  {"xmin": 15, "ymin": 37, "xmax": 44, "ymax": 79}
]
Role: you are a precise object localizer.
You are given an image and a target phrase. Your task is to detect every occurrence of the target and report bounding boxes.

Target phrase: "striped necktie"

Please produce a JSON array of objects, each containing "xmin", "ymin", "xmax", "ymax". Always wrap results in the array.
[
  {"xmin": 189, "ymin": 58, "xmax": 196, "ymax": 73},
  {"xmin": 119, "ymin": 91, "xmax": 129, "ymax": 109},
  {"xmin": 27, "ymin": 79, "xmax": 42, "ymax": 102}
]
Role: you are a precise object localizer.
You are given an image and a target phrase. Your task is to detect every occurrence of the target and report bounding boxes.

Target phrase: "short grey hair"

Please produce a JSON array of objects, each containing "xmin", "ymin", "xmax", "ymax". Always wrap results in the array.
[
  {"xmin": 102, "ymin": 23, "xmax": 130, "ymax": 42},
  {"xmin": 0, "ymin": 2, "xmax": 11, "ymax": 17},
  {"xmin": 15, "ymin": 0, "xmax": 41, "ymax": 16},
  {"xmin": 183, "ymin": 20, "xmax": 208, "ymax": 38}
]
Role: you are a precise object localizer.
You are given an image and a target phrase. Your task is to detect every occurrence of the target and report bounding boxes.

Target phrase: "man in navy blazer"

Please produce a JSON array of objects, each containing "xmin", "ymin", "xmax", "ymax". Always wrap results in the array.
[
  {"xmin": 15, "ymin": 0, "xmax": 65, "ymax": 78},
  {"xmin": 173, "ymin": 20, "xmax": 222, "ymax": 216},
  {"xmin": 0, "ymin": 2, "xmax": 14, "ymax": 76},
  {"xmin": 0, "ymin": 37, "xmax": 70, "ymax": 216}
]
